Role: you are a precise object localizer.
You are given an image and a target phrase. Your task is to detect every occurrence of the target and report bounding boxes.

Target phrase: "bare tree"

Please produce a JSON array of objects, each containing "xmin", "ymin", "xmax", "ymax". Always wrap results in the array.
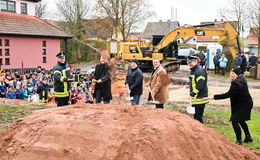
[
  {"xmin": 56, "ymin": 0, "xmax": 91, "ymax": 39},
  {"xmin": 35, "ymin": 0, "xmax": 48, "ymax": 18},
  {"xmin": 218, "ymin": 0, "xmax": 249, "ymax": 35},
  {"xmin": 96, "ymin": 0, "xmax": 154, "ymax": 40},
  {"xmin": 248, "ymin": 0, "xmax": 260, "ymax": 53}
]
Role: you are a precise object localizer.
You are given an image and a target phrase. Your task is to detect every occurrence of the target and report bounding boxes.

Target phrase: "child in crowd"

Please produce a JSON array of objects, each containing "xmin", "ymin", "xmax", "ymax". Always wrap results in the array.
[
  {"xmin": 48, "ymin": 88, "xmax": 55, "ymax": 104},
  {"xmin": 37, "ymin": 77, "xmax": 50, "ymax": 103},
  {"xmin": 15, "ymin": 85, "xmax": 22, "ymax": 100},
  {"xmin": 27, "ymin": 81, "xmax": 35, "ymax": 101},
  {"xmin": 0, "ymin": 77, "xmax": 6, "ymax": 98},
  {"xmin": 21, "ymin": 84, "xmax": 28, "ymax": 101},
  {"xmin": 6, "ymin": 87, "xmax": 16, "ymax": 99},
  {"xmin": 70, "ymin": 84, "xmax": 78, "ymax": 104},
  {"xmin": 77, "ymin": 86, "xmax": 86, "ymax": 103}
]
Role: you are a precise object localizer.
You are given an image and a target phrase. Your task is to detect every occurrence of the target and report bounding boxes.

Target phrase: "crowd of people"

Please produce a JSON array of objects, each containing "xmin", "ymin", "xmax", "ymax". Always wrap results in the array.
[
  {"xmin": 213, "ymin": 51, "xmax": 258, "ymax": 75},
  {"xmin": 0, "ymin": 65, "xmax": 95, "ymax": 105},
  {"xmin": 1, "ymin": 50, "xmax": 257, "ymax": 146}
]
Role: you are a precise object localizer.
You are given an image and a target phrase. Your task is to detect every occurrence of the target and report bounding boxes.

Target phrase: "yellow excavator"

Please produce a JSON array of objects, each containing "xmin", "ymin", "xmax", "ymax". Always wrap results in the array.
[{"xmin": 110, "ymin": 21, "xmax": 240, "ymax": 72}]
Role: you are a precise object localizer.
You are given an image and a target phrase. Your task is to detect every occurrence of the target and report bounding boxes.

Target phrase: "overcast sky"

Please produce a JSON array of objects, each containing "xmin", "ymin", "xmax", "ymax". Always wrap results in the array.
[{"xmin": 45, "ymin": 0, "xmax": 228, "ymax": 27}]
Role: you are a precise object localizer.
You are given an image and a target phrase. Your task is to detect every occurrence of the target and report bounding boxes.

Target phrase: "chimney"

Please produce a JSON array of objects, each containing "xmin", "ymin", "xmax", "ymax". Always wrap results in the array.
[
  {"xmin": 214, "ymin": 19, "xmax": 217, "ymax": 22},
  {"xmin": 171, "ymin": 7, "xmax": 174, "ymax": 21},
  {"xmin": 175, "ymin": 8, "xmax": 177, "ymax": 21}
]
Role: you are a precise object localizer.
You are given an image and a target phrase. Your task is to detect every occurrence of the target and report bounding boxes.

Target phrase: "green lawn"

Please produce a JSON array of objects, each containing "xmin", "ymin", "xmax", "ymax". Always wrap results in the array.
[
  {"xmin": 166, "ymin": 105, "xmax": 260, "ymax": 151},
  {"xmin": 0, "ymin": 105, "xmax": 28, "ymax": 131},
  {"xmin": 0, "ymin": 105, "xmax": 50, "ymax": 131}
]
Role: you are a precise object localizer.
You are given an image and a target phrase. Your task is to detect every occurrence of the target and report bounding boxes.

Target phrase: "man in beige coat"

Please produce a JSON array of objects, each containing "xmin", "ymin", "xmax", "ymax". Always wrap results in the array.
[{"xmin": 148, "ymin": 58, "xmax": 170, "ymax": 108}]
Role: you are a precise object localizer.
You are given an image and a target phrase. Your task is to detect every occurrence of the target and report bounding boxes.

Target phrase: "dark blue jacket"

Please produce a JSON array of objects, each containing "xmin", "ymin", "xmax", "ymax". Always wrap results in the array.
[
  {"xmin": 249, "ymin": 56, "xmax": 257, "ymax": 66},
  {"xmin": 234, "ymin": 56, "xmax": 242, "ymax": 68},
  {"xmin": 189, "ymin": 65, "xmax": 209, "ymax": 105},
  {"xmin": 0, "ymin": 85, "xmax": 6, "ymax": 94},
  {"xmin": 125, "ymin": 67, "xmax": 143, "ymax": 96},
  {"xmin": 213, "ymin": 54, "xmax": 221, "ymax": 64},
  {"xmin": 15, "ymin": 90, "xmax": 22, "ymax": 99},
  {"xmin": 6, "ymin": 91, "xmax": 16, "ymax": 99}
]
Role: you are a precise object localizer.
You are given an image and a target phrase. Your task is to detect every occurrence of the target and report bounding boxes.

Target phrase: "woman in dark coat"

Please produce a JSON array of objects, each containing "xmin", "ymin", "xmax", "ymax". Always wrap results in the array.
[
  {"xmin": 212, "ymin": 68, "xmax": 253, "ymax": 145},
  {"xmin": 93, "ymin": 56, "xmax": 112, "ymax": 104}
]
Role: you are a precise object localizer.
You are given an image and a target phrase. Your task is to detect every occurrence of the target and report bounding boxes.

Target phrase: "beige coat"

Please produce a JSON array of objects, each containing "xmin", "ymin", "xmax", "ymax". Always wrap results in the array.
[{"xmin": 148, "ymin": 65, "xmax": 170, "ymax": 104}]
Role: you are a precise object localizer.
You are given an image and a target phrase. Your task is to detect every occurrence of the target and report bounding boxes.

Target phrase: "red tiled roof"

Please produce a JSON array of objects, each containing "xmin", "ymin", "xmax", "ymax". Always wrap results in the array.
[
  {"xmin": 248, "ymin": 27, "xmax": 259, "ymax": 45},
  {"xmin": 0, "ymin": 12, "xmax": 72, "ymax": 38}
]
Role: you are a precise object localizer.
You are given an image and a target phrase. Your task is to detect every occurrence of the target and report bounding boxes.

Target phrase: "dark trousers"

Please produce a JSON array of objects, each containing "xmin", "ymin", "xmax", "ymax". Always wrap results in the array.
[
  {"xmin": 193, "ymin": 104, "xmax": 205, "ymax": 123},
  {"xmin": 95, "ymin": 89, "xmax": 110, "ymax": 104},
  {"xmin": 220, "ymin": 67, "xmax": 226, "ymax": 75},
  {"xmin": 231, "ymin": 121, "xmax": 251, "ymax": 141},
  {"xmin": 55, "ymin": 96, "xmax": 69, "ymax": 107},
  {"xmin": 214, "ymin": 64, "xmax": 220, "ymax": 74},
  {"xmin": 155, "ymin": 104, "xmax": 164, "ymax": 109},
  {"xmin": 131, "ymin": 95, "xmax": 141, "ymax": 105}
]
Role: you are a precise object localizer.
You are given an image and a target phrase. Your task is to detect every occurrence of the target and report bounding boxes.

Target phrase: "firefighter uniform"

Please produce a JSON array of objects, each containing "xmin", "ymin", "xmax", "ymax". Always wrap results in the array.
[
  {"xmin": 53, "ymin": 52, "xmax": 73, "ymax": 106},
  {"xmin": 188, "ymin": 56, "xmax": 209, "ymax": 123},
  {"xmin": 37, "ymin": 77, "xmax": 50, "ymax": 103}
]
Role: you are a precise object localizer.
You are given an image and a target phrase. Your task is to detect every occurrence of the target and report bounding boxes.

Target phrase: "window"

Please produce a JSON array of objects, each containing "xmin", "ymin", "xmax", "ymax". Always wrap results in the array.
[
  {"xmin": 0, "ymin": 1, "xmax": 7, "ymax": 11},
  {"xmin": 20, "ymin": 2, "xmax": 27, "ymax": 14},
  {"xmin": 129, "ymin": 45, "xmax": 138, "ymax": 53},
  {"xmin": 0, "ymin": 49, "xmax": 2, "ymax": 56},
  {"xmin": 42, "ymin": 41, "xmax": 46, "ymax": 47},
  {"xmin": 5, "ymin": 39, "xmax": 9, "ymax": 46},
  {"xmin": 0, "ymin": 58, "xmax": 2, "ymax": 65},
  {"xmin": 5, "ymin": 49, "xmax": 9, "ymax": 56},
  {"xmin": 43, "ymin": 57, "xmax": 47, "ymax": 63},
  {"xmin": 0, "ymin": 39, "xmax": 2, "ymax": 46},
  {"xmin": 8, "ymin": 1, "xmax": 15, "ymax": 12},
  {"xmin": 5, "ymin": 58, "xmax": 10, "ymax": 65},
  {"xmin": 42, "ymin": 49, "xmax": 46, "ymax": 55},
  {"xmin": 0, "ymin": 0, "xmax": 16, "ymax": 12}
]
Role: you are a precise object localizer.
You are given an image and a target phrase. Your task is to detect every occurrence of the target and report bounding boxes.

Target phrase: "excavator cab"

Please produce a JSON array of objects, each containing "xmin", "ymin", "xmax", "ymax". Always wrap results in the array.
[{"xmin": 158, "ymin": 40, "xmax": 178, "ymax": 58}]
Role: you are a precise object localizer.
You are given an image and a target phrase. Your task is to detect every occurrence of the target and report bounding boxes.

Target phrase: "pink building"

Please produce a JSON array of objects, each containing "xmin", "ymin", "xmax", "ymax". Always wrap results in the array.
[{"xmin": 0, "ymin": 0, "xmax": 72, "ymax": 70}]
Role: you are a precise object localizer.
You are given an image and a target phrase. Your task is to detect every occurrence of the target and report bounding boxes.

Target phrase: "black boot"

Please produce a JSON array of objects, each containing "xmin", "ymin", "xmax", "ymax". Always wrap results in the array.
[
  {"xmin": 243, "ymin": 135, "xmax": 253, "ymax": 143},
  {"xmin": 235, "ymin": 140, "xmax": 242, "ymax": 145}
]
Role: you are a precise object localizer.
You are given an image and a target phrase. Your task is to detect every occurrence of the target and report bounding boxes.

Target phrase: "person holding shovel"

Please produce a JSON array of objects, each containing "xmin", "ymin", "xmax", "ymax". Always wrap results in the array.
[
  {"xmin": 148, "ymin": 58, "xmax": 170, "ymax": 108},
  {"xmin": 187, "ymin": 56, "xmax": 209, "ymax": 123},
  {"xmin": 92, "ymin": 56, "xmax": 112, "ymax": 104},
  {"xmin": 209, "ymin": 68, "xmax": 253, "ymax": 145},
  {"xmin": 125, "ymin": 59, "xmax": 143, "ymax": 105}
]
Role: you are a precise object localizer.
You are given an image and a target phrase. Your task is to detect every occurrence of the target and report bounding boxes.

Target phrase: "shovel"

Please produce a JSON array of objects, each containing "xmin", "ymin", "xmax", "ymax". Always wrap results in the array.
[{"xmin": 147, "ymin": 87, "xmax": 160, "ymax": 105}]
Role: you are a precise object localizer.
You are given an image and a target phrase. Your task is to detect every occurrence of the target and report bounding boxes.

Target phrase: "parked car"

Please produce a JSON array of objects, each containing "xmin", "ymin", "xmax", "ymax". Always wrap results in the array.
[{"xmin": 177, "ymin": 46, "xmax": 199, "ymax": 64}]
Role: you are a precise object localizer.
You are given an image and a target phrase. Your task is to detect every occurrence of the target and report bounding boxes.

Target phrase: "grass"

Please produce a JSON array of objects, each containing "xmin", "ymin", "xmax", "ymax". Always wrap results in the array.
[
  {"xmin": 207, "ymin": 70, "xmax": 260, "ymax": 82},
  {"xmin": 0, "ymin": 105, "xmax": 52, "ymax": 130},
  {"xmin": 0, "ymin": 105, "xmax": 29, "ymax": 130},
  {"xmin": 166, "ymin": 105, "xmax": 260, "ymax": 151}
]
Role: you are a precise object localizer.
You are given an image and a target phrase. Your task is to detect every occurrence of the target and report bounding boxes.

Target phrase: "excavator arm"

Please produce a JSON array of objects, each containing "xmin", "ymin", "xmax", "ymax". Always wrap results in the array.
[{"xmin": 155, "ymin": 22, "xmax": 239, "ymax": 58}]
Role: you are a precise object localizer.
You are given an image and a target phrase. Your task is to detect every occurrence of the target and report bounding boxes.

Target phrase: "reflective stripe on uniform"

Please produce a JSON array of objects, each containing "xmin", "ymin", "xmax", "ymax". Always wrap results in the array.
[
  {"xmin": 191, "ymin": 77, "xmax": 199, "ymax": 96},
  {"xmin": 60, "ymin": 77, "xmax": 65, "ymax": 82},
  {"xmin": 54, "ymin": 69, "xmax": 69, "ymax": 98},
  {"xmin": 54, "ymin": 70, "xmax": 62, "ymax": 75},
  {"xmin": 62, "ymin": 69, "xmax": 69, "ymax": 96},
  {"xmin": 39, "ymin": 98, "xmax": 47, "ymax": 103},
  {"xmin": 192, "ymin": 98, "xmax": 209, "ymax": 105},
  {"xmin": 54, "ymin": 92, "xmax": 69, "ymax": 97},
  {"xmin": 196, "ymin": 76, "xmax": 205, "ymax": 82}
]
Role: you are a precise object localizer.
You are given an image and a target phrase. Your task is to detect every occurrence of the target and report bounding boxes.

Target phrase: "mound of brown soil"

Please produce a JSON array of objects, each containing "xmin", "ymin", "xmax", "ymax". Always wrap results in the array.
[{"xmin": 0, "ymin": 104, "xmax": 259, "ymax": 160}]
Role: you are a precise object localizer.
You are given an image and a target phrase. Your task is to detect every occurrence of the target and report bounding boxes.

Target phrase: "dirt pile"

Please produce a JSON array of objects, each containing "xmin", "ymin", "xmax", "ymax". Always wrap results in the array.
[{"xmin": 0, "ymin": 104, "xmax": 259, "ymax": 160}]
